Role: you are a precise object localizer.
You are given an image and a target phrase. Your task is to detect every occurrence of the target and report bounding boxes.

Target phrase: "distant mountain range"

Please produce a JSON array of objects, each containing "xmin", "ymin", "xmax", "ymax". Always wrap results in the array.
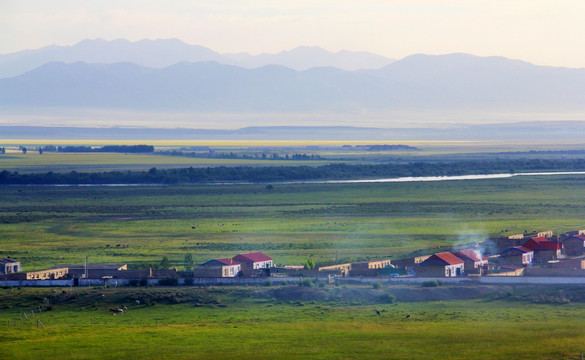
[
  {"xmin": 2, "ymin": 122, "xmax": 585, "ymax": 141},
  {"xmin": 0, "ymin": 38, "xmax": 394, "ymax": 78},
  {"xmin": 1, "ymin": 52, "xmax": 585, "ymax": 113}
]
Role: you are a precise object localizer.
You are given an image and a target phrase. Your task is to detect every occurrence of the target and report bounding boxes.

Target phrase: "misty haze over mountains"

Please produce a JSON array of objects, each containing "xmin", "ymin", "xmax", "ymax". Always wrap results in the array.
[
  {"xmin": 1, "ymin": 38, "xmax": 585, "ymax": 133},
  {"xmin": 0, "ymin": 38, "xmax": 394, "ymax": 78}
]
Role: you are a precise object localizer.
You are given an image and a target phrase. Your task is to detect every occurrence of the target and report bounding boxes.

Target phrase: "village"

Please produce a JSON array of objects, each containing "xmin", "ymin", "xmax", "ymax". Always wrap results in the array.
[{"xmin": 2, "ymin": 229, "xmax": 585, "ymax": 286}]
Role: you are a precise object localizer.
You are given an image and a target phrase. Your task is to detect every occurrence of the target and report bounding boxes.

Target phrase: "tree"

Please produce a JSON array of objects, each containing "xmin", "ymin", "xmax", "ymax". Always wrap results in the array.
[
  {"xmin": 160, "ymin": 256, "xmax": 170, "ymax": 269},
  {"xmin": 39, "ymin": 147, "xmax": 43, "ymax": 155},
  {"xmin": 304, "ymin": 258, "xmax": 315, "ymax": 269},
  {"xmin": 21, "ymin": 147, "xmax": 27, "ymax": 154},
  {"xmin": 0, "ymin": 147, "xmax": 5, "ymax": 154},
  {"xmin": 184, "ymin": 253, "xmax": 194, "ymax": 271}
]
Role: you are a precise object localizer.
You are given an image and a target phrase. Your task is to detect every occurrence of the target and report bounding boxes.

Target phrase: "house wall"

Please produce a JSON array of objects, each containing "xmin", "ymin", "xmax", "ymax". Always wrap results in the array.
[
  {"xmin": 0, "ymin": 261, "xmax": 21, "ymax": 274},
  {"xmin": 252, "ymin": 260, "xmax": 273, "ymax": 269},
  {"xmin": 26, "ymin": 267, "xmax": 69, "ymax": 280},
  {"xmin": 445, "ymin": 264, "xmax": 465, "ymax": 277},
  {"xmin": 416, "ymin": 263, "xmax": 464, "ymax": 277},
  {"xmin": 564, "ymin": 238, "xmax": 585, "ymax": 256},
  {"xmin": 532, "ymin": 250, "xmax": 559, "ymax": 263},
  {"xmin": 193, "ymin": 267, "xmax": 223, "ymax": 278},
  {"xmin": 318, "ymin": 263, "xmax": 351, "ymax": 276},
  {"xmin": 352, "ymin": 260, "xmax": 391, "ymax": 270},
  {"xmin": 499, "ymin": 251, "xmax": 533, "ymax": 266}
]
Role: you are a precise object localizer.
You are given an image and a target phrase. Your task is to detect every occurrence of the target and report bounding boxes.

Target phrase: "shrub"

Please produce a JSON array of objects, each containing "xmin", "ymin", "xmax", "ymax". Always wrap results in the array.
[
  {"xmin": 378, "ymin": 293, "xmax": 397, "ymax": 304},
  {"xmin": 372, "ymin": 281, "xmax": 383, "ymax": 289},
  {"xmin": 128, "ymin": 280, "xmax": 140, "ymax": 287},
  {"xmin": 301, "ymin": 279, "xmax": 314, "ymax": 287},
  {"xmin": 158, "ymin": 278, "xmax": 179, "ymax": 286},
  {"xmin": 184, "ymin": 278, "xmax": 194, "ymax": 286},
  {"xmin": 264, "ymin": 280, "xmax": 273, "ymax": 287},
  {"xmin": 421, "ymin": 280, "xmax": 440, "ymax": 288}
]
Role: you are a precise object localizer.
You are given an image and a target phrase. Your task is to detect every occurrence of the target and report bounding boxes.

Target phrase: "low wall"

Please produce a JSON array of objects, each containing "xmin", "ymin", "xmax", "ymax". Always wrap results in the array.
[
  {"xmin": 0, "ymin": 277, "xmax": 310, "ymax": 287},
  {"xmin": 478, "ymin": 277, "xmax": 585, "ymax": 284},
  {"xmin": 7, "ymin": 275, "xmax": 585, "ymax": 287},
  {"xmin": 0, "ymin": 279, "xmax": 74, "ymax": 287}
]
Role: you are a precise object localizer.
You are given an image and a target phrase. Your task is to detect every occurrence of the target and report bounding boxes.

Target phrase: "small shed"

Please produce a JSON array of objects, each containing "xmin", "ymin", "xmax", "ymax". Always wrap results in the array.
[
  {"xmin": 563, "ymin": 235, "xmax": 585, "ymax": 256},
  {"xmin": 0, "ymin": 258, "xmax": 20, "ymax": 274}
]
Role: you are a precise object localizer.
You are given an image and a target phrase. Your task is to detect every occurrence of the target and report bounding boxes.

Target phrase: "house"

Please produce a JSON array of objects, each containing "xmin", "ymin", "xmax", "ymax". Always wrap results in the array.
[
  {"xmin": 232, "ymin": 252, "xmax": 273, "ymax": 276},
  {"xmin": 53, "ymin": 263, "xmax": 128, "ymax": 278},
  {"xmin": 392, "ymin": 255, "xmax": 431, "ymax": 275},
  {"xmin": 563, "ymin": 230, "xmax": 585, "ymax": 239},
  {"xmin": 563, "ymin": 235, "xmax": 585, "ymax": 256},
  {"xmin": 416, "ymin": 252, "xmax": 465, "ymax": 277},
  {"xmin": 351, "ymin": 259, "xmax": 391, "ymax": 270},
  {"xmin": 454, "ymin": 250, "xmax": 489, "ymax": 272},
  {"xmin": 0, "ymin": 258, "xmax": 20, "ymax": 274},
  {"xmin": 26, "ymin": 267, "xmax": 69, "ymax": 280},
  {"xmin": 489, "ymin": 235, "xmax": 526, "ymax": 253},
  {"xmin": 488, "ymin": 265, "xmax": 525, "ymax": 277},
  {"xmin": 522, "ymin": 237, "xmax": 563, "ymax": 263},
  {"xmin": 499, "ymin": 246, "xmax": 534, "ymax": 266},
  {"xmin": 350, "ymin": 259, "xmax": 392, "ymax": 276},
  {"xmin": 194, "ymin": 258, "xmax": 241, "ymax": 278},
  {"xmin": 318, "ymin": 263, "xmax": 352, "ymax": 277}
]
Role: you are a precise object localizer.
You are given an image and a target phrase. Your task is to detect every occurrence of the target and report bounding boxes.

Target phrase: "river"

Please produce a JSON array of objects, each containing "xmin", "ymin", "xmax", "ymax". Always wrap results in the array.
[{"xmin": 10, "ymin": 171, "xmax": 585, "ymax": 187}]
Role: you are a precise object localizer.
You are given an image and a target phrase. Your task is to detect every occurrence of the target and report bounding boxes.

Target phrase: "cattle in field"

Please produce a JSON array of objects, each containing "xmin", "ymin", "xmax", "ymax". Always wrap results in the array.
[{"xmin": 109, "ymin": 307, "xmax": 124, "ymax": 315}]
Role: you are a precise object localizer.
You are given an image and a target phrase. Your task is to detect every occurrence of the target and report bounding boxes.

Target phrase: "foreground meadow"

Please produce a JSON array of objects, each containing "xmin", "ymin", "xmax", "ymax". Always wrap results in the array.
[{"xmin": 1, "ymin": 285, "xmax": 584, "ymax": 360}]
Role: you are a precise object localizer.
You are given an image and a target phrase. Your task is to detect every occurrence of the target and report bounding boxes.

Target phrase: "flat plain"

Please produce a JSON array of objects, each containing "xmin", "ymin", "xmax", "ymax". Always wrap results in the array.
[
  {"xmin": 2, "ymin": 175, "xmax": 585, "ymax": 269},
  {"xmin": 2, "ymin": 142, "xmax": 585, "ymax": 359}
]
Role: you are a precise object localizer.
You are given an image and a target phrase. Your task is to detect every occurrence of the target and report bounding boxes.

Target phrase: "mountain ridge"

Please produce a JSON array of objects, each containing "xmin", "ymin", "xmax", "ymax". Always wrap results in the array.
[
  {"xmin": 2, "ymin": 53, "xmax": 584, "ymax": 113},
  {"xmin": 0, "ymin": 38, "xmax": 394, "ymax": 78}
]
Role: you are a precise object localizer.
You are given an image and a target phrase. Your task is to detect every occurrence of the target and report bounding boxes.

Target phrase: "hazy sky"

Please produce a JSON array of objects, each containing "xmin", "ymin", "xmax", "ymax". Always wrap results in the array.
[{"xmin": 2, "ymin": 1, "xmax": 585, "ymax": 68}]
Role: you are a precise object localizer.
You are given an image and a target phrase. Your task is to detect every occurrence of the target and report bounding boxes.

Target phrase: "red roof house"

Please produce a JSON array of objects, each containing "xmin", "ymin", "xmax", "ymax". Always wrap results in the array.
[
  {"xmin": 232, "ymin": 252, "xmax": 273, "ymax": 275},
  {"xmin": 522, "ymin": 237, "xmax": 563, "ymax": 262},
  {"xmin": 417, "ymin": 252, "xmax": 465, "ymax": 277},
  {"xmin": 500, "ymin": 246, "xmax": 534, "ymax": 266},
  {"xmin": 455, "ymin": 249, "xmax": 488, "ymax": 270}
]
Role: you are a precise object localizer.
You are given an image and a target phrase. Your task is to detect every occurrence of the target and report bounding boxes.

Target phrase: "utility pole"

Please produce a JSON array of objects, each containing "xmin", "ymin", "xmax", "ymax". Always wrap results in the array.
[{"xmin": 85, "ymin": 256, "xmax": 88, "ymax": 279}]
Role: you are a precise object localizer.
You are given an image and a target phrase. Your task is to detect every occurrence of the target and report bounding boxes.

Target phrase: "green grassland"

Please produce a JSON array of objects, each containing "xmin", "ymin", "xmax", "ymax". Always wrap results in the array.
[
  {"xmin": 0, "ymin": 153, "xmax": 336, "ymax": 173},
  {"xmin": 2, "ymin": 285, "xmax": 585, "ymax": 360},
  {"xmin": 2, "ymin": 160, "xmax": 585, "ymax": 358},
  {"xmin": 1, "ymin": 175, "xmax": 585, "ymax": 269}
]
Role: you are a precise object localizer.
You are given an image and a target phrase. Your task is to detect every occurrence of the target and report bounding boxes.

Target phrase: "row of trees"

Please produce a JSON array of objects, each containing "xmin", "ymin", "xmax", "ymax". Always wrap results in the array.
[
  {"xmin": 45, "ymin": 145, "xmax": 155, "ymax": 153},
  {"xmin": 2, "ymin": 159, "xmax": 585, "ymax": 184},
  {"xmin": 161, "ymin": 150, "xmax": 321, "ymax": 160},
  {"xmin": 0, "ymin": 145, "xmax": 154, "ymax": 154}
]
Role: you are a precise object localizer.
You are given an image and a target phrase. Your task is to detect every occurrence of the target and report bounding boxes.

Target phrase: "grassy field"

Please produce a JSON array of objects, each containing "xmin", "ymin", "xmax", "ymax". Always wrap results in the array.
[
  {"xmin": 1, "ymin": 175, "xmax": 585, "ymax": 269},
  {"xmin": 0, "ymin": 153, "xmax": 338, "ymax": 173},
  {"xmin": 1, "ymin": 285, "xmax": 585, "ymax": 360},
  {"xmin": 2, "ymin": 150, "xmax": 585, "ymax": 358},
  {"xmin": 4, "ymin": 139, "xmax": 584, "ymax": 173}
]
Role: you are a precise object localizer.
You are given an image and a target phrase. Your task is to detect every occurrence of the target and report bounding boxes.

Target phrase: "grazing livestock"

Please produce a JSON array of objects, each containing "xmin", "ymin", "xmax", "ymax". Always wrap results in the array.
[
  {"xmin": 109, "ymin": 308, "xmax": 124, "ymax": 315},
  {"xmin": 405, "ymin": 314, "xmax": 411, "ymax": 319},
  {"xmin": 376, "ymin": 310, "xmax": 381, "ymax": 317}
]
